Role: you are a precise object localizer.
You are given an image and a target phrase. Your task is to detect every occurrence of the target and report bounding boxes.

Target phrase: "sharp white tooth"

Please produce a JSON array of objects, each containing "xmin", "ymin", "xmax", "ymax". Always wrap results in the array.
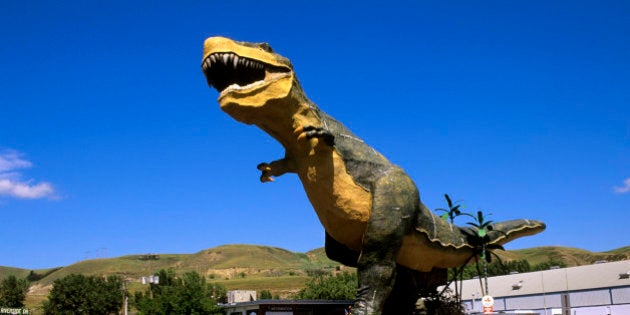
[
  {"xmin": 233, "ymin": 55, "xmax": 239, "ymax": 68},
  {"xmin": 210, "ymin": 55, "xmax": 216, "ymax": 63},
  {"xmin": 223, "ymin": 54, "xmax": 229, "ymax": 64},
  {"xmin": 204, "ymin": 59, "xmax": 212, "ymax": 69}
]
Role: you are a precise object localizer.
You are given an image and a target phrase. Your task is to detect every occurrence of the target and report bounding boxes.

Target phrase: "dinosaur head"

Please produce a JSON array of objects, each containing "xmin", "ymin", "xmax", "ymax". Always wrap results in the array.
[{"xmin": 201, "ymin": 37, "xmax": 294, "ymax": 122}]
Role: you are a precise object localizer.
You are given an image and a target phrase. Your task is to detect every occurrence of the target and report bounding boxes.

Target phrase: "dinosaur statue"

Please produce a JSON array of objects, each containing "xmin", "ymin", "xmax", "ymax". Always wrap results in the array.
[{"xmin": 201, "ymin": 36, "xmax": 545, "ymax": 315}]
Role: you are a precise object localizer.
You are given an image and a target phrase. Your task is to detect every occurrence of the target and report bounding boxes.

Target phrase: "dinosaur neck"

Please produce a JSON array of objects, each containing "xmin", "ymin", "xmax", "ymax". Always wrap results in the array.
[{"xmin": 253, "ymin": 80, "xmax": 323, "ymax": 152}]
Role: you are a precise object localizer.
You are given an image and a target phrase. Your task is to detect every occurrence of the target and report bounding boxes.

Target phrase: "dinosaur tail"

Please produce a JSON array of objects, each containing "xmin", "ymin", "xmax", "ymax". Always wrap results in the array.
[
  {"xmin": 398, "ymin": 204, "xmax": 545, "ymax": 271},
  {"xmin": 482, "ymin": 219, "xmax": 546, "ymax": 247},
  {"xmin": 415, "ymin": 202, "xmax": 546, "ymax": 250}
]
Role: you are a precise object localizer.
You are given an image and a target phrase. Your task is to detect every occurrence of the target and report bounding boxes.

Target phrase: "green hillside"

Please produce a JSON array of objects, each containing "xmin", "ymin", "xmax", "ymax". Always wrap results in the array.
[
  {"xmin": 1, "ymin": 243, "xmax": 628, "ymax": 311},
  {"xmin": 22, "ymin": 244, "xmax": 339, "ymax": 287},
  {"xmin": 508, "ymin": 246, "xmax": 630, "ymax": 266},
  {"xmin": 4, "ymin": 244, "xmax": 629, "ymax": 285},
  {"xmin": 0, "ymin": 266, "xmax": 31, "ymax": 279}
]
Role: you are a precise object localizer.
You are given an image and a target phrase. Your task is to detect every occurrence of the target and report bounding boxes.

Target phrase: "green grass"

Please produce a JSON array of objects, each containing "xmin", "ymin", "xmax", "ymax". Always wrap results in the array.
[
  {"xmin": 0, "ymin": 266, "xmax": 31, "ymax": 279},
  {"xmin": 212, "ymin": 275, "xmax": 310, "ymax": 293}
]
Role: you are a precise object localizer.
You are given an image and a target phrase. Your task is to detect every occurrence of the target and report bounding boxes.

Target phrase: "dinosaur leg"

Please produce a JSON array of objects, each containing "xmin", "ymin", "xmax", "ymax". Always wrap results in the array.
[
  {"xmin": 381, "ymin": 265, "xmax": 421, "ymax": 315},
  {"xmin": 381, "ymin": 267, "xmax": 448, "ymax": 315},
  {"xmin": 352, "ymin": 169, "xmax": 417, "ymax": 315},
  {"xmin": 325, "ymin": 232, "xmax": 360, "ymax": 267}
]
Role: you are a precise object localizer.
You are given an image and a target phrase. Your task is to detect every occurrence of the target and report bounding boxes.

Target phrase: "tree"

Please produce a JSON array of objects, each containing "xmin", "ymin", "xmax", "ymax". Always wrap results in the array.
[
  {"xmin": 259, "ymin": 290, "xmax": 273, "ymax": 300},
  {"xmin": 43, "ymin": 274, "xmax": 124, "ymax": 315},
  {"xmin": 533, "ymin": 260, "xmax": 567, "ymax": 271},
  {"xmin": 208, "ymin": 282, "xmax": 227, "ymax": 304},
  {"xmin": 296, "ymin": 271, "xmax": 357, "ymax": 300},
  {"xmin": 0, "ymin": 275, "xmax": 29, "ymax": 308},
  {"xmin": 133, "ymin": 269, "xmax": 224, "ymax": 315}
]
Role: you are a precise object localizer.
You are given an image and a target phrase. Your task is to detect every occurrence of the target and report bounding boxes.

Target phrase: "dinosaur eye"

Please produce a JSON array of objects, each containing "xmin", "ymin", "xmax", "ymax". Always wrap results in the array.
[{"xmin": 258, "ymin": 43, "xmax": 274, "ymax": 53}]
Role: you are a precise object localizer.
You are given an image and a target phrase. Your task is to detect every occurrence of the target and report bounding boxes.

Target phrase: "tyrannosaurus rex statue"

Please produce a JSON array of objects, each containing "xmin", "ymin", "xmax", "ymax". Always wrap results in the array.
[{"xmin": 201, "ymin": 36, "xmax": 545, "ymax": 315}]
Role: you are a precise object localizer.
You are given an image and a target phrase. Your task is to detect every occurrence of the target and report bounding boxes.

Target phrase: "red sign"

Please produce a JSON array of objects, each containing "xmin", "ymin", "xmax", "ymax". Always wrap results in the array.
[{"xmin": 482, "ymin": 295, "xmax": 494, "ymax": 314}]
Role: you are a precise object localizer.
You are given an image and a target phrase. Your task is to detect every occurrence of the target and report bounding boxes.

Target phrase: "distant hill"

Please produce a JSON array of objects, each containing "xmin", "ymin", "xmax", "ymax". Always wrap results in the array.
[
  {"xmin": 2, "ymin": 244, "xmax": 628, "ymax": 309},
  {"xmin": 3, "ymin": 244, "xmax": 629, "ymax": 284},
  {"xmin": 5, "ymin": 244, "xmax": 339, "ymax": 287},
  {"xmin": 506, "ymin": 246, "xmax": 630, "ymax": 266}
]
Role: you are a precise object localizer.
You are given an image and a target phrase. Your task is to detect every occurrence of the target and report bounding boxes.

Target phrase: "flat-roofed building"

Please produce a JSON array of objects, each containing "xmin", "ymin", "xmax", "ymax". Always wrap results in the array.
[
  {"xmin": 222, "ymin": 299, "xmax": 353, "ymax": 315},
  {"xmin": 449, "ymin": 260, "xmax": 630, "ymax": 314}
]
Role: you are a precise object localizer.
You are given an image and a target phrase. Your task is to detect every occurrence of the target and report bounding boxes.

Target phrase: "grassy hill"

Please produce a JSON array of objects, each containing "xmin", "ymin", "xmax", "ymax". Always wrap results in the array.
[
  {"xmin": 2, "ymin": 244, "xmax": 628, "ymax": 310},
  {"xmin": 15, "ymin": 245, "xmax": 339, "ymax": 286},
  {"xmin": 505, "ymin": 246, "xmax": 630, "ymax": 266}
]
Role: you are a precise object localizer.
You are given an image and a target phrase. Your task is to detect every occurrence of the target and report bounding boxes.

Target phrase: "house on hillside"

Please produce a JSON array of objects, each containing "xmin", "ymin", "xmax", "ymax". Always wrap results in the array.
[
  {"xmin": 450, "ymin": 259, "xmax": 630, "ymax": 314},
  {"xmin": 229, "ymin": 290, "xmax": 257, "ymax": 303}
]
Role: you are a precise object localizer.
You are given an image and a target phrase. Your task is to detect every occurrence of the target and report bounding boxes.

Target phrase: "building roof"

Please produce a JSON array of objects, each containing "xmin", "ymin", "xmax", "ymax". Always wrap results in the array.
[
  {"xmin": 222, "ymin": 299, "xmax": 354, "ymax": 307},
  {"xmin": 452, "ymin": 260, "xmax": 630, "ymax": 299}
]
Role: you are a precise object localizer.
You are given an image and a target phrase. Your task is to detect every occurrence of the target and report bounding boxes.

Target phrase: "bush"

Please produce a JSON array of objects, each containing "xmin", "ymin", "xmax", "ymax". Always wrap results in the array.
[
  {"xmin": 133, "ymin": 269, "xmax": 225, "ymax": 315},
  {"xmin": 295, "ymin": 271, "xmax": 357, "ymax": 300},
  {"xmin": 43, "ymin": 274, "xmax": 123, "ymax": 315},
  {"xmin": 0, "ymin": 275, "xmax": 30, "ymax": 308}
]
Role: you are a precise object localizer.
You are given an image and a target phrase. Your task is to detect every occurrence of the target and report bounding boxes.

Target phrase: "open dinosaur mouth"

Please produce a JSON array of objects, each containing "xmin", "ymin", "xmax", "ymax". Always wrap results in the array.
[{"xmin": 202, "ymin": 52, "xmax": 290, "ymax": 94}]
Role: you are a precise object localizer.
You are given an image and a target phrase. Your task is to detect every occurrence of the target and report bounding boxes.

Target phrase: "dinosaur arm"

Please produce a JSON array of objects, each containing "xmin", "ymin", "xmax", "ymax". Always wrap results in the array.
[
  {"xmin": 294, "ymin": 125, "xmax": 335, "ymax": 146},
  {"xmin": 257, "ymin": 156, "xmax": 297, "ymax": 182}
]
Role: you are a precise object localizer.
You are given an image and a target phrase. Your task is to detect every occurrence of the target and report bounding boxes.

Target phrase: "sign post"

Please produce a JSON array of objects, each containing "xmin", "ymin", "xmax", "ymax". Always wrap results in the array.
[{"xmin": 481, "ymin": 295, "xmax": 494, "ymax": 314}]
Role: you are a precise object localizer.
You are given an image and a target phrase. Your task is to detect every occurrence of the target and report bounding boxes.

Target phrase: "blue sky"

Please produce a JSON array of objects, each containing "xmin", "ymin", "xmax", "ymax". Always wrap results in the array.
[{"xmin": 1, "ymin": 1, "xmax": 628, "ymax": 269}]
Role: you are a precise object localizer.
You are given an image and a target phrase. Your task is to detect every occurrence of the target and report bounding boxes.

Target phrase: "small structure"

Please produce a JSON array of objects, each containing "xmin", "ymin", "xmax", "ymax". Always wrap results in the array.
[
  {"xmin": 228, "ymin": 290, "xmax": 257, "ymax": 303},
  {"xmin": 222, "ymin": 300, "xmax": 353, "ymax": 315}
]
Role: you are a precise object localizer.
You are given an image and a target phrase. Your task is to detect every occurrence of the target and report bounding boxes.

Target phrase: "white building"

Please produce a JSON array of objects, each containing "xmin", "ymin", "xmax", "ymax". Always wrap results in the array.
[
  {"xmin": 449, "ymin": 260, "xmax": 630, "ymax": 314},
  {"xmin": 228, "ymin": 290, "xmax": 257, "ymax": 303}
]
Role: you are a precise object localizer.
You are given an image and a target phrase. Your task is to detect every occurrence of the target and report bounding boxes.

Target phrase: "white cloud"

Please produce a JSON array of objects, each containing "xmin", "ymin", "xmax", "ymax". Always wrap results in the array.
[
  {"xmin": 0, "ymin": 179, "xmax": 55, "ymax": 199},
  {"xmin": 613, "ymin": 178, "xmax": 630, "ymax": 194},
  {"xmin": 0, "ymin": 149, "xmax": 56, "ymax": 199},
  {"xmin": 0, "ymin": 150, "xmax": 32, "ymax": 172}
]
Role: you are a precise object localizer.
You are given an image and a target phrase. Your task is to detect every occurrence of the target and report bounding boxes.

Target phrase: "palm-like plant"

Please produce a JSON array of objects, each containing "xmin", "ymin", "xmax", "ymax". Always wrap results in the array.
[
  {"xmin": 435, "ymin": 194, "xmax": 469, "ymax": 303},
  {"xmin": 435, "ymin": 194, "xmax": 464, "ymax": 224},
  {"xmin": 465, "ymin": 210, "xmax": 505, "ymax": 296},
  {"xmin": 435, "ymin": 197, "xmax": 507, "ymax": 300}
]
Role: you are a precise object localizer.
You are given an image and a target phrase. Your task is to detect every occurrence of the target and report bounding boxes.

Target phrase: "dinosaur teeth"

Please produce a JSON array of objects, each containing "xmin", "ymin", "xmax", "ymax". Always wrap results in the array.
[
  {"xmin": 203, "ymin": 52, "xmax": 268, "ymax": 92},
  {"xmin": 204, "ymin": 53, "xmax": 266, "ymax": 71},
  {"xmin": 202, "ymin": 52, "xmax": 290, "ymax": 94},
  {"xmin": 232, "ymin": 55, "xmax": 239, "ymax": 68}
]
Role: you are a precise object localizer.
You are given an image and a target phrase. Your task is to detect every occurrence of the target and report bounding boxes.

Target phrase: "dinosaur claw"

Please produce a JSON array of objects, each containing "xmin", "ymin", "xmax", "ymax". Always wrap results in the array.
[
  {"xmin": 260, "ymin": 175, "xmax": 275, "ymax": 182},
  {"xmin": 293, "ymin": 125, "xmax": 334, "ymax": 145},
  {"xmin": 257, "ymin": 163, "xmax": 275, "ymax": 182},
  {"xmin": 257, "ymin": 163, "xmax": 271, "ymax": 171}
]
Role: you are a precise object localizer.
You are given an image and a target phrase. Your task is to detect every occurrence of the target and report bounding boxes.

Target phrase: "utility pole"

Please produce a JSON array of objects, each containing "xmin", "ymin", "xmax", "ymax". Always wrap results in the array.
[{"xmin": 121, "ymin": 280, "xmax": 128, "ymax": 315}]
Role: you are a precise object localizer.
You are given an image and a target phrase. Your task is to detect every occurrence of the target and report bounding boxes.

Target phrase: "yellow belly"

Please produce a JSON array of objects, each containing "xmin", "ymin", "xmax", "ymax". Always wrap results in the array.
[
  {"xmin": 297, "ymin": 149, "xmax": 371, "ymax": 251},
  {"xmin": 397, "ymin": 233, "xmax": 474, "ymax": 271}
]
